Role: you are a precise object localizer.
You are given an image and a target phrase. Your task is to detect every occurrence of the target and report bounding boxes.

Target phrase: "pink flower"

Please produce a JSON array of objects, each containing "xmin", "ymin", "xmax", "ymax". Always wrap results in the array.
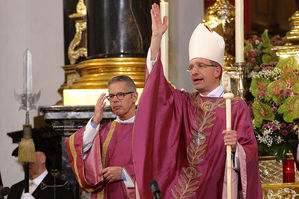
[
  {"xmin": 287, "ymin": 124, "xmax": 293, "ymax": 129},
  {"xmin": 275, "ymin": 102, "xmax": 281, "ymax": 106},
  {"xmin": 266, "ymin": 66, "xmax": 273, "ymax": 70},
  {"xmin": 272, "ymin": 126, "xmax": 277, "ymax": 131},
  {"xmin": 272, "ymin": 107, "xmax": 277, "ymax": 112},
  {"xmin": 250, "ymin": 58, "xmax": 256, "ymax": 63},
  {"xmin": 251, "ymin": 51, "xmax": 257, "ymax": 57},
  {"xmin": 269, "ymin": 61, "xmax": 276, "ymax": 65},
  {"xmin": 272, "ymin": 40, "xmax": 283, "ymax": 46},
  {"xmin": 281, "ymin": 123, "xmax": 286, "ymax": 128},
  {"xmin": 282, "ymin": 130, "xmax": 288, "ymax": 136},
  {"xmin": 260, "ymin": 63, "xmax": 266, "ymax": 68},
  {"xmin": 257, "ymin": 91, "xmax": 265, "ymax": 98},
  {"xmin": 268, "ymin": 122, "xmax": 274, "ymax": 128},
  {"xmin": 262, "ymin": 124, "xmax": 267, "ymax": 129},
  {"xmin": 285, "ymin": 89, "xmax": 292, "ymax": 96}
]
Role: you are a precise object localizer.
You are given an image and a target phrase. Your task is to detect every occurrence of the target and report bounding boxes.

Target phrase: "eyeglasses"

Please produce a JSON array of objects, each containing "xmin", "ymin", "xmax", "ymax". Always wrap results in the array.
[
  {"xmin": 186, "ymin": 63, "xmax": 216, "ymax": 72},
  {"xmin": 106, "ymin": 92, "xmax": 134, "ymax": 101}
]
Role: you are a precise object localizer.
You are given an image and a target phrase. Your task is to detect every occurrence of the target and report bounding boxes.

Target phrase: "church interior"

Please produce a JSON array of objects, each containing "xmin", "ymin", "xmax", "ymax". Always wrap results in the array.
[{"xmin": 0, "ymin": 0, "xmax": 299, "ymax": 198}]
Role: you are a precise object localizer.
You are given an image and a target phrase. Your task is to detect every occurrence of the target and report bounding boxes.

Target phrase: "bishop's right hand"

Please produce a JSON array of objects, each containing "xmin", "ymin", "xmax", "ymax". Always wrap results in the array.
[
  {"xmin": 150, "ymin": 3, "xmax": 168, "ymax": 60},
  {"xmin": 92, "ymin": 93, "xmax": 106, "ymax": 125}
]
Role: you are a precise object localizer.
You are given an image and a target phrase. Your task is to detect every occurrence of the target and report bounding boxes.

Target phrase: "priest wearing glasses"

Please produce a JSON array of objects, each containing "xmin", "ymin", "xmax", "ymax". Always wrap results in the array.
[
  {"xmin": 132, "ymin": 3, "xmax": 262, "ymax": 199},
  {"xmin": 65, "ymin": 75, "xmax": 138, "ymax": 199}
]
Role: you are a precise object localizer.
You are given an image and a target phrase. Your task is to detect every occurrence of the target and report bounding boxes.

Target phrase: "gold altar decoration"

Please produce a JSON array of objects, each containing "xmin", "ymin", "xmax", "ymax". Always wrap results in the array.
[
  {"xmin": 259, "ymin": 156, "xmax": 299, "ymax": 184},
  {"xmin": 259, "ymin": 155, "xmax": 299, "ymax": 198},
  {"xmin": 63, "ymin": 57, "xmax": 146, "ymax": 105},
  {"xmin": 272, "ymin": 10, "xmax": 299, "ymax": 59},
  {"xmin": 68, "ymin": 0, "xmax": 87, "ymax": 64},
  {"xmin": 70, "ymin": 57, "xmax": 145, "ymax": 89},
  {"xmin": 56, "ymin": 0, "xmax": 87, "ymax": 105},
  {"xmin": 283, "ymin": 11, "xmax": 299, "ymax": 44},
  {"xmin": 202, "ymin": 0, "xmax": 235, "ymax": 68},
  {"xmin": 262, "ymin": 183, "xmax": 299, "ymax": 199},
  {"xmin": 56, "ymin": 64, "xmax": 80, "ymax": 105}
]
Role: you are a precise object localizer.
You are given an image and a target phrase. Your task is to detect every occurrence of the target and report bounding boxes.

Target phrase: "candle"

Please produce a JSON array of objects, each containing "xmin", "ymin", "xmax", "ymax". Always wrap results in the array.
[
  {"xmin": 235, "ymin": 0, "xmax": 244, "ymax": 63},
  {"xmin": 23, "ymin": 49, "xmax": 32, "ymax": 94},
  {"xmin": 160, "ymin": 0, "xmax": 169, "ymax": 79}
]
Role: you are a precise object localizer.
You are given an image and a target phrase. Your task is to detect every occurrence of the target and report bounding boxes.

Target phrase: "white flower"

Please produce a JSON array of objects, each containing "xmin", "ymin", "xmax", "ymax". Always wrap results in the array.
[
  {"xmin": 253, "ymin": 67, "xmax": 282, "ymax": 79},
  {"xmin": 257, "ymin": 134, "xmax": 273, "ymax": 147},
  {"xmin": 275, "ymin": 136, "xmax": 284, "ymax": 144},
  {"xmin": 266, "ymin": 135, "xmax": 273, "ymax": 147}
]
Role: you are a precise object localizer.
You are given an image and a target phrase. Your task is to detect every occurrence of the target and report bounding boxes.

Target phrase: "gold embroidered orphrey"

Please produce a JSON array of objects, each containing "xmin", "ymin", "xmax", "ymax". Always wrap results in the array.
[{"xmin": 171, "ymin": 94, "xmax": 226, "ymax": 199}]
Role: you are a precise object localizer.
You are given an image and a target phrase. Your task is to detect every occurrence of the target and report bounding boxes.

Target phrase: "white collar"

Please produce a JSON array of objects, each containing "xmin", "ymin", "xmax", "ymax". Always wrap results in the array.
[
  {"xmin": 199, "ymin": 85, "xmax": 224, "ymax": 97},
  {"xmin": 30, "ymin": 170, "xmax": 48, "ymax": 186},
  {"xmin": 115, "ymin": 116, "xmax": 135, "ymax": 123}
]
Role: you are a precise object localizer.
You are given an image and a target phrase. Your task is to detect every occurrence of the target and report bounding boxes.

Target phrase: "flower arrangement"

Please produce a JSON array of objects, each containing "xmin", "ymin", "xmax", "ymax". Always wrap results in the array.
[{"xmin": 245, "ymin": 30, "xmax": 299, "ymax": 160}]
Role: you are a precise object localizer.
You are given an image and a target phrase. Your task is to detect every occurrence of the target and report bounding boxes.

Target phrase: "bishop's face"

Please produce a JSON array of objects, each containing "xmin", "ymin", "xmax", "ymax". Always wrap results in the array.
[
  {"xmin": 108, "ymin": 81, "xmax": 138, "ymax": 120},
  {"xmin": 188, "ymin": 57, "xmax": 221, "ymax": 95}
]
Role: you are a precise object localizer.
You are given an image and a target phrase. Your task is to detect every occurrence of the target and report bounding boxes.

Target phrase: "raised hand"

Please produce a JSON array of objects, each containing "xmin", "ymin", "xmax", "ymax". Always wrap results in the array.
[
  {"xmin": 91, "ymin": 93, "xmax": 106, "ymax": 125},
  {"xmin": 150, "ymin": 3, "xmax": 168, "ymax": 60}
]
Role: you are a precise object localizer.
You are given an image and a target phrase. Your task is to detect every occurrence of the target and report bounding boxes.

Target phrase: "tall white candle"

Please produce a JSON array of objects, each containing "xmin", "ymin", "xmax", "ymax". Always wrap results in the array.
[
  {"xmin": 160, "ymin": 0, "xmax": 169, "ymax": 79},
  {"xmin": 23, "ymin": 49, "xmax": 32, "ymax": 94},
  {"xmin": 235, "ymin": 0, "xmax": 244, "ymax": 63}
]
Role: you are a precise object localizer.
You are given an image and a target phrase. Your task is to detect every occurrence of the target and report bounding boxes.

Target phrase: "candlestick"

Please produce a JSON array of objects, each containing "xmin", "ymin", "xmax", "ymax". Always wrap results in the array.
[
  {"xmin": 228, "ymin": 76, "xmax": 231, "ymax": 92},
  {"xmin": 235, "ymin": 0, "xmax": 244, "ymax": 63},
  {"xmin": 160, "ymin": 0, "xmax": 169, "ymax": 79},
  {"xmin": 23, "ymin": 49, "xmax": 32, "ymax": 94}
]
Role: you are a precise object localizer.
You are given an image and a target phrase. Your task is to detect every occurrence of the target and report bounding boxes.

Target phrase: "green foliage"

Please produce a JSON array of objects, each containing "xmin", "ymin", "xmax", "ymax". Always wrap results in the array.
[
  {"xmin": 252, "ymin": 101, "xmax": 275, "ymax": 128},
  {"xmin": 265, "ymin": 80, "xmax": 288, "ymax": 102},
  {"xmin": 250, "ymin": 78, "xmax": 270, "ymax": 98},
  {"xmin": 277, "ymin": 96, "xmax": 299, "ymax": 123},
  {"xmin": 276, "ymin": 56, "xmax": 298, "ymax": 70},
  {"xmin": 246, "ymin": 31, "xmax": 299, "ymax": 160}
]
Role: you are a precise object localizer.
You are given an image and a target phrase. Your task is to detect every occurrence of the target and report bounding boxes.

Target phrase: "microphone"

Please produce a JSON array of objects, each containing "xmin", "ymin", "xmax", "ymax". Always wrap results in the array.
[
  {"xmin": 149, "ymin": 180, "xmax": 161, "ymax": 199},
  {"xmin": 0, "ymin": 187, "xmax": 10, "ymax": 197}
]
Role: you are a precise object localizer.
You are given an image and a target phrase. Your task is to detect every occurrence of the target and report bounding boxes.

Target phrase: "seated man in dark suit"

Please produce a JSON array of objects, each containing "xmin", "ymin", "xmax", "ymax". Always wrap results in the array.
[{"xmin": 7, "ymin": 128, "xmax": 74, "ymax": 199}]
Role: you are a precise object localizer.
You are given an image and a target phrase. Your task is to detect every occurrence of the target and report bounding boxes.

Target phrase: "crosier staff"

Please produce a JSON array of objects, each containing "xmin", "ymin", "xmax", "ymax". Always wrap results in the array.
[{"xmin": 223, "ymin": 78, "xmax": 234, "ymax": 199}]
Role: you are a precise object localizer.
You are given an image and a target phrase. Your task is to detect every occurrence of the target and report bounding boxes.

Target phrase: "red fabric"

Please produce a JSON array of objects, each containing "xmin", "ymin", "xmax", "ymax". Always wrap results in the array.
[
  {"xmin": 65, "ymin": 122, "xmax": 136, "ymax": 199},
  {"xmin": 133, "ymin": 57, "xmax": 262, "ymax": 198}
]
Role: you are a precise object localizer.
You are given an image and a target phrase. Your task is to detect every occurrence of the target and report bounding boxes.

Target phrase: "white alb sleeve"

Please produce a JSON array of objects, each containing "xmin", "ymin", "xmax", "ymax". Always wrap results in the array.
[
  {"xmin": 82, "ymin": 117, "xmax": 100, "ymax": 156},
  {"xmin": 146, "ymin": 48, "xmax": 158, "ymax": 75}
]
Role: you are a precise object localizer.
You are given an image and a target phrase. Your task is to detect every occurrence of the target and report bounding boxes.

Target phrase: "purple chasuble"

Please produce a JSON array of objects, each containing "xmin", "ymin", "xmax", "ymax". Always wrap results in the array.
[
  {"xmin": 65, "ymin": 121, "xmax": 136, "ymax": 199},
  {"xmin": 133, "ymin": 56, "xmax": 262, "ymax": 199}
]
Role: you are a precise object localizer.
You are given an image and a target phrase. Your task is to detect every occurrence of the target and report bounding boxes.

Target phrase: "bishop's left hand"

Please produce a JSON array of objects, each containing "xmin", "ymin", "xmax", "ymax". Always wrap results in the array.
[
  {"xmin": 222, "ymin": 130, "xmax": 237, "ymax": 152},
  {"xmin": 101, "ymin": 166, "xmax": 123, "ymax": 183}
]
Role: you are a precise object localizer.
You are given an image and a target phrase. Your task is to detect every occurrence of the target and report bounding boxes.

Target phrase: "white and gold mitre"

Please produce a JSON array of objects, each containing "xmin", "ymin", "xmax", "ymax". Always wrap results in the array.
[{"xmin": 189, "ymin": 23, "xmax": 225, "ymax": 66}]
